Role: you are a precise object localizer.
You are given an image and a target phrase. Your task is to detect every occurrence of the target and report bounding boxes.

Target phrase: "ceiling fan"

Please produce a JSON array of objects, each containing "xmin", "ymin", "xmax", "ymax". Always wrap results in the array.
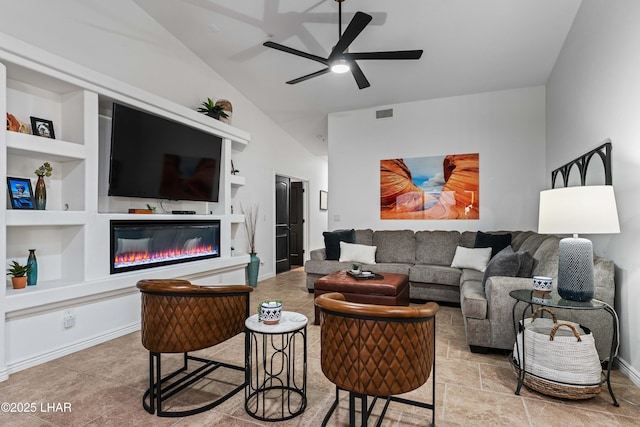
[{"xmin": 263, "ymin": 0, "xmax": 423, "ymax": 89}]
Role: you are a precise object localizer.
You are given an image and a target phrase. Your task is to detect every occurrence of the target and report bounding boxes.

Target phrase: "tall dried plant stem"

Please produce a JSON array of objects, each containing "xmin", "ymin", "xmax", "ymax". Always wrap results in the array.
[{"xmin": 241, "ymin": 203, "xmax": 259, "ymax": 254}]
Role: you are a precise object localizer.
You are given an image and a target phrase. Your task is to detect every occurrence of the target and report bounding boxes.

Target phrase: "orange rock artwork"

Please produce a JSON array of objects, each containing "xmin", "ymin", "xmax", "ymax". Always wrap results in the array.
[{"xmin": 380, "ymin": 153, "xmax": 479, "ymax": 219}]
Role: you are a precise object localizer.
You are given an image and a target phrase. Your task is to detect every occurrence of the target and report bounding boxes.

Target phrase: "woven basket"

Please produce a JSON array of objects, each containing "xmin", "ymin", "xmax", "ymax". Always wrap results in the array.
[
  {"xmin": 510, "ymin": 361, "xmax": 602, "ymax": 400},
  {"xmin": 512, "ymin": 307, "xmax": 603, "ymax": 399}
]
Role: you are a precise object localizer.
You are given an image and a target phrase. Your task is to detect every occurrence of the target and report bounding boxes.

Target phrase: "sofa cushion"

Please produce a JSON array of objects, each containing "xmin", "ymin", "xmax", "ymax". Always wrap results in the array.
[
  {"xmin": 355, "ymin": 229, "xmax": 374, "ymax": 246},
  {"xmin": 461, "ymin": 281, "xmax": 487, "ymax": 320},
  {"xmin": 368, "ymin": 263, "xmax": 411, "ymax": 275},
  {"xmin": 415, "ymin": 231, "xmax": 461, "ymax": 265},
  {"xmin": 339, "ymin": 241, "xmax": 376, "ymax": 264},
  {"xmin": 410, "ymin": 264, "xmax": 462, "ymax": 287},
  {"xmin": 511, "ymin": 231, "xmax": 535, "ymax": 251},
  {"xmin": 518, "ymin": 233, "xmax": 551, "ymax": 255},
  {"xmin": 481, "ymin": 246, "xmax": 521, "ymax": 289},
  {"xmin": 460, "ymin": 268, "xmax": 484, "ymax": 287},
  {"xmin": 323, "ymin": 229, "xmax": 355, "ymax": 260},
  {"xmin": 373, "ymin": 230, "xmax": 416, "ymax": 263},
  {"xmin": 450, "ymin": 246, "xmax": 492, "ymax": 272},
  {"xmin": 474, "ymin": 231, "xmax": 512, "ymax": 258},
  {"xmin": 460, "ymin": 231, "xmax": 477, "ymax": 248}
]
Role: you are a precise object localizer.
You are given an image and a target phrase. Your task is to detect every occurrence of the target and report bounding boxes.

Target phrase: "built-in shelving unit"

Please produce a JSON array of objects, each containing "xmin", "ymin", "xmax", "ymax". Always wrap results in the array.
[{"xmin": 1, "ymin": 49, "xmax": 251, "ymax": 312}]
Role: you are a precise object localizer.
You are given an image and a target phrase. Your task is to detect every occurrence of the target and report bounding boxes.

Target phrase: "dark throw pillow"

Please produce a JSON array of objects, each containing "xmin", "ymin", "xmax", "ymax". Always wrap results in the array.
[
  {"xmin": 481, "ymin": 246, "xmax": 521, "ymax": 289},
  {"xmin": 516, "ymin": 250, "xmax": 535, "ymax": 278},
  {"xmin": 474, "ymin": 231, "xmax": 512, "ymax": 258},
  {"xmin": 323, "ymin": 229, "xmax": 355, "ymax": 260}
]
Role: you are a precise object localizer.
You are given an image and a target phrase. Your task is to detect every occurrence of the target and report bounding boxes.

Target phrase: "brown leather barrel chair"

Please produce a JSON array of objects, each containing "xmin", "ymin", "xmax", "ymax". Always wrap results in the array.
[
  {"xmin": 137, "ymin": 279, "xmax": 253, "ymax": 417},
  {"xmin": 315, "ymin": 292, "xmax": 439, "ymax": 426}
]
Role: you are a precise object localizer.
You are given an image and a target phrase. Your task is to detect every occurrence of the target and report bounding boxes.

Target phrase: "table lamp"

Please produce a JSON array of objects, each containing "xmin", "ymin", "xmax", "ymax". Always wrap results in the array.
[{"xmin": 538, "ymin": 185, "xmax": 620, "ymax": 301}]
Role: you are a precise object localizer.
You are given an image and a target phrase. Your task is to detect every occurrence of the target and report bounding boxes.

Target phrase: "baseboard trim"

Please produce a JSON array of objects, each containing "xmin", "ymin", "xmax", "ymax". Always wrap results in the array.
[
  {"xmin": 616, "ymin": 356, "xmax": 640, "ymax": 387},
  {"xmin": 6, "ymin": 322, "xmax": 140, "ymax": 376}
]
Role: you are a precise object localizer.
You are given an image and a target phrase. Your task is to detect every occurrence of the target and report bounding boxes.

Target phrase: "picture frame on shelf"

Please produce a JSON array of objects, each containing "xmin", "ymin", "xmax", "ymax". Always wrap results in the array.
[
  {"xmin": 30, "ymin": 116, "xmax": 55, "ymax": 139},
  {"xmin": 6, "ymin": 177, "xmax": 35, "ymax": 210},
  {"xmin": 320, "ymin": 190, "xmax": 328, "ymax": 210}
]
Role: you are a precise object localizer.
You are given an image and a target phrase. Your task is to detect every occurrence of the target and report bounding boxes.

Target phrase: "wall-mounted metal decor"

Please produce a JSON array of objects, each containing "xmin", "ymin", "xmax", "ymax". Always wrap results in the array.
[{"xmin": 551, "ymin": 140, "xmax": 612, "ymax": 188}]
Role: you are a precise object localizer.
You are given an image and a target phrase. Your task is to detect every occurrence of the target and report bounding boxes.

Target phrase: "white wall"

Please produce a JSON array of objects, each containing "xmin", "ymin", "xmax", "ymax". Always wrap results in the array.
[
  {"xmin": 328, "ymin": 86, "xmax": 546, "ymax": 232},
  {"xmin": 0, "ymin": 0, "xmax": 329, "ymax": 277},
  {"xmin": 546, "ymin": 0, "xmax": 640, "ymax": 381}
]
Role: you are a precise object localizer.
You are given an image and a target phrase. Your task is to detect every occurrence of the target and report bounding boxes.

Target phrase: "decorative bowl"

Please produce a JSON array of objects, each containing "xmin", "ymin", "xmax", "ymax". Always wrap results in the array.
[
  {"xmin": 260, "ymin": 302, "xmax": 282, "ymax": 325},
  {"xmin": 532, "ymin": 276, "xmax": 553, "ymax": 294}
]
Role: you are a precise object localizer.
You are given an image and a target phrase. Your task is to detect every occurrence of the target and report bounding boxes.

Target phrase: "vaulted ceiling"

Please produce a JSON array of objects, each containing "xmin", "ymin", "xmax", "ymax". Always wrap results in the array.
[{"xmin": 134, "ymin": 0, "xmax": 581, "ymax": 157}]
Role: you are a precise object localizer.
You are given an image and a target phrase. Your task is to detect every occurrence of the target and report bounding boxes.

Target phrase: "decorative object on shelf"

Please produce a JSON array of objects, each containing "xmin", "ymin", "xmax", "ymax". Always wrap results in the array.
[
  {"xmin": 29, "ymin": 116, "xmax": 55, "ymax": 139},
  {"xmin": 27, "ymin": 249, "xmax": 38, "ymax": 286},
  {"xmin": 128, "ymin": 208, "xmax": 153, "ymax": 214},
  {"xmin": 34, "ymin": 162, "xmax": 52, "ymax": 210},
  {"xmin": 242, "ymin": 203, "xmax": 260, "ymax": 287},
  {"xmin": 532, "ymin": 276, "xmax": 553, "ymax": 294},
  {"xmin": 6, "ymin": 177, "xmax": 35, "ymax": 210},
  {"xmin": 197, "ymin": 97, "xmax": 229, "ymax": 120},
  {"xmin": 258, "ymin": 300, "xmax": 282, "ymax": 324},
  {"xmin": 231, "ymin": 160, "xmax": 239, "ymax": 175},
  {"xmin": 7, "ymin": 260, "xmax": 31, "ymax": 289},
  {"xmin": 350, "ymin": 263, "xmax": 361, "ymax": 274},
  {"xmin": 215, "ymin": 99, "xmax": 232, "ymax": 124},
  {"xmin": 6, "ymin": 113, "xmax": 29, "ymax": 133},
  {"xmin": 538, "ymin": 185, "xmax": 620, "ymax": 301},
  {"xmin": 231, "ymin": 246, "xmax": 235, "ymax": 256},
  {"xmin": 319, "ymin": 190, "xmax": 328, "ymax": 210}
]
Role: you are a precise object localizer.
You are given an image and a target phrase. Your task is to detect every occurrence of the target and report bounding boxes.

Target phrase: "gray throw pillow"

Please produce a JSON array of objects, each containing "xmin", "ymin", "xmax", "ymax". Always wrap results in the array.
[
  {"xmin": 481, "ymin": 246, "xmax": 521, "ymax": 289},
  {"xmin": 516, "ymin": 250, "xmax": 534, "ymax": 278}
]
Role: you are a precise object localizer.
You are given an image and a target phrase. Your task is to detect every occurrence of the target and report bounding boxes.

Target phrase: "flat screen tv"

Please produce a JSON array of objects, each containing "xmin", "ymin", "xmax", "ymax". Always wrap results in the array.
[{"xmin": 108, "ymin": 103, "xmax": 222, "ymax": 202}]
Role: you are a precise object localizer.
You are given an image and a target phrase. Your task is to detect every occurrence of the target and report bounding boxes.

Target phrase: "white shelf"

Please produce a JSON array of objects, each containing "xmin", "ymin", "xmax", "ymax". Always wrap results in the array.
[
  {"xmin": 230, "ymin": 174, "xmax": 245, "ymax": 187},
  {"xmin": 6, "ymin": 210, "xmax": 87, "ymax": 226},
  {"xmin": 6, "ymin": 131, "xmax": 86, "ymax": 161},
  {"xmin": 230, "ymin": 214, "xmax": 245, "ymax": 224}
]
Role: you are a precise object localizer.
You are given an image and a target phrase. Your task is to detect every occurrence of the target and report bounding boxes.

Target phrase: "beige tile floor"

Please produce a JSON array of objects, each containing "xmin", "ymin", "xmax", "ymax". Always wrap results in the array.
[{"xmin": 0, "ymin": 267, "xmax": 638, "ymax": 426}]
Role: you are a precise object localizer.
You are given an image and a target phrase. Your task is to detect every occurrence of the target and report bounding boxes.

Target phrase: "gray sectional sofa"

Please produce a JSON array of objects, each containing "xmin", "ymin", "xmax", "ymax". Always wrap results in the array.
[{"xmin": 304, "ymin": 229, "xmax": 615, "ymax": 359}]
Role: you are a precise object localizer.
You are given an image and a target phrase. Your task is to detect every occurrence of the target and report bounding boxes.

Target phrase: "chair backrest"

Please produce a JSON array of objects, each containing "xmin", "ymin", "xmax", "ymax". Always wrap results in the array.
[
  {"xmin": 137, "ymin": 279, "xmax": 253, "ymax": 353},
  {"xmin": 315, "ymin": 292, "xmax": 439, "ymax": 396}
]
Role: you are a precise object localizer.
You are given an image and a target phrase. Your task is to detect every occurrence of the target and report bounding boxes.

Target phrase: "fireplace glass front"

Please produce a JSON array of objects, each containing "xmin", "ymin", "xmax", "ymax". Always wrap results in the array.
[{"xmin": 110, "ymin": 219, "xmax": 220, "ymax": 274}]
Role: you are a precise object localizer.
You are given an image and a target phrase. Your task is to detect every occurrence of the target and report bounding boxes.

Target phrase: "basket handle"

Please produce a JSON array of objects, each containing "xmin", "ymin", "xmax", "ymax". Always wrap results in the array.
[
  {"xmin": 530, "ymin": 306, "xmax": 557, "ymax": 324},
  {"xmin": 549, "ymin": 322, "xmax": 582, "ymax": 342}
]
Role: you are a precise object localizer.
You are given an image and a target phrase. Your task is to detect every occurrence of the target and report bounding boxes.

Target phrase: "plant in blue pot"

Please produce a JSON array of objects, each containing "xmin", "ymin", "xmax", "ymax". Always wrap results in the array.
[{"xmin": 242, "ymin": 203, "xmax": 259, "ymax": 287}]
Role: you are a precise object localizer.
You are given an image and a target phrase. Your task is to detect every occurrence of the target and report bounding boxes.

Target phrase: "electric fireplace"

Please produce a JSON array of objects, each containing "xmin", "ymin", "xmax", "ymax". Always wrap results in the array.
[{"xmin": 110, "ymin": 219, "xmax": 220, "ymax": 274}]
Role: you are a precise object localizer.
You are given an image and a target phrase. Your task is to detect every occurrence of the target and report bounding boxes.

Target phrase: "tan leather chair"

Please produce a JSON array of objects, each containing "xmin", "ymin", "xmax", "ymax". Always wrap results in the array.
[
  {"xmin": 137, "ymin": 279, "xmax": 253, "ymax": 417},
  {"xmin": 315, "ymin": 292, "xmax": 439, "ymax": 426}
]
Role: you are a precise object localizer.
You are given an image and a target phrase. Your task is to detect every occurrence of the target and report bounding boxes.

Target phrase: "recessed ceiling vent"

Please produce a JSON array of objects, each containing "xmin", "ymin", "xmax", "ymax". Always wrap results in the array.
[{"xmin": 376, "ymin": 108, "xmax": 393, "ymax": 119}]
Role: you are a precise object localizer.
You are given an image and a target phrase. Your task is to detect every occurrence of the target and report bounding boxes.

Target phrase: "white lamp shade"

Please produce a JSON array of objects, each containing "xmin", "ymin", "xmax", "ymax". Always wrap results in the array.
[{"xmin": 538, "ymin": 185, "xmax": 620, "ymax": 235}]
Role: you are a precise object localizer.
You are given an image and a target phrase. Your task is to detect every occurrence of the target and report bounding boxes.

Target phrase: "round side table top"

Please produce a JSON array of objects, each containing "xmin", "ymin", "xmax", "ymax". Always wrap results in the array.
[{"xmin": 245, "ymin": 311, "xmax": 308, "ymax": 334}]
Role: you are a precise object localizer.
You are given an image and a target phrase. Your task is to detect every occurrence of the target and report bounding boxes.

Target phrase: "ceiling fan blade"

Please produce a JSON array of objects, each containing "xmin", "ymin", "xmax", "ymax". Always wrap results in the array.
[
  {"xmin": 263, "ymin": 41, "xmax": 328, "ymax": 65},
  {"xmin": 329, "ymin": 11, "xmax": 373, "ymax": 60},
  {"xmin": 349, "ymin": 61, "xmax": 370, "ymax": 89},
  {"xmin": 345, "ymin": 50, "xmax": 423, "ymax": 60},
  {"xmin": 286, "ymin": 68, "xmax": 331, "ymax": 85}
]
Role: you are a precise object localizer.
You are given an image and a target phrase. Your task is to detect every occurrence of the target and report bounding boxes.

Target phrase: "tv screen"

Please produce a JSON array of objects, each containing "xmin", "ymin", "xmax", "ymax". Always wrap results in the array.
[{"xmin": 108, "ymin": 103, "xmax": 222, "ymax": 202}]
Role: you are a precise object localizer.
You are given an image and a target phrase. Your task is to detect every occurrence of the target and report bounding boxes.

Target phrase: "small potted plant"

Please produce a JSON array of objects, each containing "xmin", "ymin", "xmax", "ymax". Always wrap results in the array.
[
  {"xmin": 197, "ymin": 98, "xmax": 229, "ymax": 120},
  {"xmin": 350, "ymin": 263, "xmax": 361, "ymax": 275},
  {"xmin": 7, "ymin": 260, "xmax": 31, "ymax": 289},
  {"xmin": 258, "ymin": 299, "xmax": 282, "ymax": 325}
]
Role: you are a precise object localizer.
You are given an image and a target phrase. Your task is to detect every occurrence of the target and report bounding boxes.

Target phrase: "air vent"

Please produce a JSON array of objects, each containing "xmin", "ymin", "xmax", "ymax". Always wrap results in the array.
[{"xmin": 376, "ymin": 109, "xmax": 393, "ymax": 119}]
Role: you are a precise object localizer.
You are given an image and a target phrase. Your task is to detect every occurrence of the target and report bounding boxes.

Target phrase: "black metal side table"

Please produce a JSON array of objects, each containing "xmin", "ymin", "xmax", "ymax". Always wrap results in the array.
[
  {"xmin": 245, "ymin": 311, "xmax": 308, "ymax": 421},
  {"xmin": 509, "ymin": 289, "xmax": 619, "ymax": 406}
]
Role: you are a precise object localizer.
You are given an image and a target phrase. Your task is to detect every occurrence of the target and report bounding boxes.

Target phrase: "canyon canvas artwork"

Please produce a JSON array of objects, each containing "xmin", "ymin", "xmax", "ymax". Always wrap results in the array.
[{"xmin": 380, "ymin": 153, "xmax": 479, "ymax": 220}]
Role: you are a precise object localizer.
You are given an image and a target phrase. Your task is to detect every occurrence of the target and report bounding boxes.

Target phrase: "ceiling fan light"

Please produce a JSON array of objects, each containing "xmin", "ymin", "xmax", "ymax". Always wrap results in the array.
[{"xmin": 330, "ymin": 59, "xmax": 350, "ymax": 74}]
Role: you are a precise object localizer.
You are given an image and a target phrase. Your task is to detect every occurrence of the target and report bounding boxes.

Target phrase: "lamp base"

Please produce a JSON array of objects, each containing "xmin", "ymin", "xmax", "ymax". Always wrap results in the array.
[{"xmin": 557, "ymin": 237, "xmax": 594, "ymax": 302}]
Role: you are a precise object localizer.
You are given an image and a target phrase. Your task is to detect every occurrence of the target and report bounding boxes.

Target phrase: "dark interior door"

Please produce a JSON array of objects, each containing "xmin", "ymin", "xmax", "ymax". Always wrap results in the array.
[
  {"xmin": 289, "ymin": 182, "xmax": 304, "ymax": 266},
  {"xmin": 275, "ymin": 175, "xmax": 290, "ymax": 273}
]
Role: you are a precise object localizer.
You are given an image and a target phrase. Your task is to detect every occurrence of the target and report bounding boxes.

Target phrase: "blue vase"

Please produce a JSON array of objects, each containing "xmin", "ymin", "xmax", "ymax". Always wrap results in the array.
[
  {"xmin": 246, "ymin": 253, "xmax": 260, "ymax": 288},
  {"xmin": 27, "ymin": 249, "xmax": 38, "ymax": 286}
]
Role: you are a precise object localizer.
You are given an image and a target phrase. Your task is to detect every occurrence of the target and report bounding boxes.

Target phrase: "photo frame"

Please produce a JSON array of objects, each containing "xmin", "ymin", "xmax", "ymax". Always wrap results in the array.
[
  {"xmin": 7, "ymin": 177, "xmax": 35, "ymax": 210},
  {"xmin": 30, "ymin": 116, "xmax": 55, "ymax": 139},
  {"xmin": 320, "ymin": 190, "xmax": 328, "ymax": 210}
]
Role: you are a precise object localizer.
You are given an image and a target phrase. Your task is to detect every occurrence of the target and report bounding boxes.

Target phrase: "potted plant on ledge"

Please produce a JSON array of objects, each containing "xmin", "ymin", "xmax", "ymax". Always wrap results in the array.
[
  {"xmin": 197, "ymin": 97, "xmax": 230, "ymax": 121},
  {"xmin": 7, "ymin": 260, "xmax": 30, "ymax": 289},
  {"xmin": 242, "ymin": 203, "xmax": 259, "ymax": 287}
]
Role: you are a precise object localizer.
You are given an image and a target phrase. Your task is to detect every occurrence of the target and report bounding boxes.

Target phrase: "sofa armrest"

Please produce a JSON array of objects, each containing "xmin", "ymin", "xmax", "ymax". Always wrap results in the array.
[
  {"xmin": 310, "ymin": 248, "xmax": 326, "ymax": 261},
  {"xmin": 483, "ymin": 276, "xmax": 533, "ymax": 348}
]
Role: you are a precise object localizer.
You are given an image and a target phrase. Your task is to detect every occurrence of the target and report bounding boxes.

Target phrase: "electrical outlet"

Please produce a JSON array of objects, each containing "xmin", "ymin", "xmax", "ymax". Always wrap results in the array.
[{"xmin": 63, "ymin": 309, "xmax": 76, "ymax": 329}]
